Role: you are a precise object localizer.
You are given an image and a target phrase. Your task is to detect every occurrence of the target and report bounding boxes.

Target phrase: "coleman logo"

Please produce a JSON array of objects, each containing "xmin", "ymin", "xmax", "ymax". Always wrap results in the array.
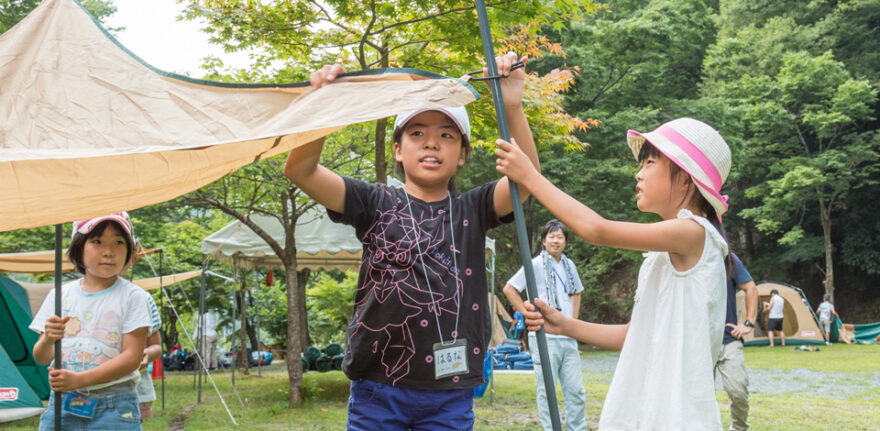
[{"xmin": 0, "ymin": 388, "xmax": 19, "ymax": 401}]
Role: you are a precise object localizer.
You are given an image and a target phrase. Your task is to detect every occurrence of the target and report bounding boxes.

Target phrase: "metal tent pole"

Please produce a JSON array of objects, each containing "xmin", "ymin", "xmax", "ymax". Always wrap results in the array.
[
  {"xmin": 160, "ymin": 250, "xmax": 165, "ymax": 410},
  {"xmin": 53, "ymin": 224, "xmax": 62, "ymax": 430},
  {"xmin": 197, "ymin": 269, "xmax": 206, "ymax": 402},
  {"xmin": 473, "ymin": 2, "xmax": 562, "ymax": 429}
]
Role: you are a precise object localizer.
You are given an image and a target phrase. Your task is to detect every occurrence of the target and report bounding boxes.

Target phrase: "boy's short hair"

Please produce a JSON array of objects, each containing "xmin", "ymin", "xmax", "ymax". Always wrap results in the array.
[
  {"xmin": 540, "ymin": 219, "xmax": 568, "ymax": 242},
  {"xmin": 67, "ymin": 220, "xmax": 136, "ymax": 274},
  {"xmin": 771, "ymin": 289, "xmax": 779, "ymax": 295}
]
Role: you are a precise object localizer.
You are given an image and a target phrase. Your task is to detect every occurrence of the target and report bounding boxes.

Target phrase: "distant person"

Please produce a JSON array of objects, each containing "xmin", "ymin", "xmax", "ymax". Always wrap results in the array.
[
  {"xmin": 30, "ymin": 212, "xmax": 151, "ymax": 429},
  {"xmin": 763, "ymin": 289, "xmax": 786, "ymax": 347},
  {"xmin": 503, "ymin": 219, "xmax": 586, "ymax": 431},
  {"xmin": 507, "ymin": 303, "xmax": 528, "ymax": 351},
  {"xmin": 137, "ymin": 293, "xmax": 163, "ymax": 420},
  {"xmin": 715, "ymin": 252, "xmax": 758, "ymax": 431},
  {"xmin": 194, "ymin": 312, "xmax": 218, "ymax": 369},
  {"xmin": 816, "ymin": 294, "xmax": 840, "ymax": 344}
]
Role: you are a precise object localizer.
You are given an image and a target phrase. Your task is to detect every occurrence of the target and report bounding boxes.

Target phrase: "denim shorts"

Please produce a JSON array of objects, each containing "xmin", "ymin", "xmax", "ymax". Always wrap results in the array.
[
  {"xmin": 39, "ymin": 390, "xmax": 141, "ymax": 431},
  {"xmin": 347, "ymin": 379, "xmax": 474, "ymax": 431}
]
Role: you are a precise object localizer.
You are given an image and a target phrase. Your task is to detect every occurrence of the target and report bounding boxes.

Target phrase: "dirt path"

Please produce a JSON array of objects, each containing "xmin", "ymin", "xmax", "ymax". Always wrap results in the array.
[{"xmin": 168, "ymin": 389, "xmax": 249, "ymax": 431}]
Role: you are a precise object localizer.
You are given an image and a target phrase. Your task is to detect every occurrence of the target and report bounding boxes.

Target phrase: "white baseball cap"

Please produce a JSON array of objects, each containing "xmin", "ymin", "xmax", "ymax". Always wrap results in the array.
[{"xmin": 393, "ymin": 106, "xmax": 471, "ymax": 140}]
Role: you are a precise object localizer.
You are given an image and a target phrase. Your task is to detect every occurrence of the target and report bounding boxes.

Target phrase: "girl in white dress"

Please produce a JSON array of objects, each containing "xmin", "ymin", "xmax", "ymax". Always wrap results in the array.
[{"xmin": 495, "ymin": 118, "xmax": 733, "ymax": 430}]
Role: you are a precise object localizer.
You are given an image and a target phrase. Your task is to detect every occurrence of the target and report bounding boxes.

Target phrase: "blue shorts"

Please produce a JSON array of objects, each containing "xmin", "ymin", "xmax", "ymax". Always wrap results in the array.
[
  {"xmin": 39, "ymin": 390, "xmax": 141, "ymax": 430},
  {"xmin": 347, "ymin": 379, "xmax": 475, "ymax": 431}
]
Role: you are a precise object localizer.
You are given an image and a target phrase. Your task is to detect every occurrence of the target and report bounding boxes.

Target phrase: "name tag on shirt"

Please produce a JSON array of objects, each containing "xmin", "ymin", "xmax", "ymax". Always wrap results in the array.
[
  {"xmin": 433, "ymin": 340, "xmax": 468, "ymax": 379},
  {"xmin": 63, "ymin": 393, "xmax": 97, "ymax": 419}
]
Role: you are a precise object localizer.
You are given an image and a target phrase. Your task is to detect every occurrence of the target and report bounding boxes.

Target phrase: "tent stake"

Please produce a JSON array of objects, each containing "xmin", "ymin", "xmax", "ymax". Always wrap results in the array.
[{"xmin": 473, "ymin": 1, "xmax": 562, "ymax": 430}]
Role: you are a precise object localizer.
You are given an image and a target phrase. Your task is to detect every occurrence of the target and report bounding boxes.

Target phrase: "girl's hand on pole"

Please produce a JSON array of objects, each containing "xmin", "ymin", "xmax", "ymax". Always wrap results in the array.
[
  {"xmin": 522, "ymin": 299, "xmax": 565, "ymax": 335},
  {"xmin": 47, "ymin": 367, "xmax": 82, "ymax": 392},
  {"xmin": 43, "ymin": 315, "xmax": 69, "ymax": 342},
  {"xmin": 488, "ymin": 51, "xmax": 527, "ymax": 107},
  {"xmin": 310, "ymin": 64, "xmax": 346, "ymax": 89},
  {"xmin": 495, "ymin": 137, "xmax": 538, "ymax": 185}
]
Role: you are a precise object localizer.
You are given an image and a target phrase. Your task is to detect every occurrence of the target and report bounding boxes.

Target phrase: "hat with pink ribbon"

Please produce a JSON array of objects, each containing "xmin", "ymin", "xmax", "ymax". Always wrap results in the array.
[{"xmin": 626, "ymin": 118, "xmax": 731, "ymax": 216}]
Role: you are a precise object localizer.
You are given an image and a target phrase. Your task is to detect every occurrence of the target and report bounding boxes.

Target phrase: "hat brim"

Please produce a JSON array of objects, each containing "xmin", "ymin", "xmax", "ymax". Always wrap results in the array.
[{"xmin": 626, "ymin": 130, "xmax": 728, "ymax": 217}]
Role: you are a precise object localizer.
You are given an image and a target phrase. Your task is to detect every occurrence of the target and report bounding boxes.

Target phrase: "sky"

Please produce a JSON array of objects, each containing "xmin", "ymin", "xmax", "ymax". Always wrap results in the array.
[{"xmin": 104, "ymin": 0, "xmax": 253, "ymax": 76}]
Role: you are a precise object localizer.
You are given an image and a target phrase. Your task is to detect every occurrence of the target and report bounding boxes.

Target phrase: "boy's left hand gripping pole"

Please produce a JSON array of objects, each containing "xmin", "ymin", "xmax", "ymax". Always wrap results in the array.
[
  {"xmin": 473, "ymin": 1, "xmax": 562, "ymax": 430},
  {"xmin": 54, "ymin": 223, "xmax": 62, "ymax": 429}
]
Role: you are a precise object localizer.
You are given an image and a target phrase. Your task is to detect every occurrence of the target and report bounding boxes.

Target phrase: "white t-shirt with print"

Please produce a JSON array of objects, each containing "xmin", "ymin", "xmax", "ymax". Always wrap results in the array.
[{"xmin": 30, "ymin": 277, "xmax": 152, "ymax": 393}]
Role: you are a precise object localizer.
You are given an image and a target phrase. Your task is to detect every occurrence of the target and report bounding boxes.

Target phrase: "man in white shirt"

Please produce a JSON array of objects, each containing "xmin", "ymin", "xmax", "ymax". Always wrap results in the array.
[
  {"xmin": 816, "ymin": 294, "xmax": 840, "ymax": 344},
  {"xmin": 763, "ymin": 290, "xmax": 786, "ymax": 347},
  {"xmin": 503, "ymin": 219, "xmax": 586, "ymax": 431},
  {"xmin": 194, "ymin": 312, "xmax": 218, "ymax": 369}
]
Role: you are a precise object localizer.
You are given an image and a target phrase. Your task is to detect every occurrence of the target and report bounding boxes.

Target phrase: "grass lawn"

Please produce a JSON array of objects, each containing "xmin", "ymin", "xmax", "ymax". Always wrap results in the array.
[{"xmin": 6, "ymin": 343, "xmax": 879, "ymax": 430}]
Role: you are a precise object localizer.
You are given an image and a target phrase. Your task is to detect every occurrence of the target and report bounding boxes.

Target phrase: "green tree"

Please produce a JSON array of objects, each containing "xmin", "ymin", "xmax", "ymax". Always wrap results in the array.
[
  {"xmin": 1, "ymin": 0, "xmax": 118, "ymax": 33},
  {"xmin": 179, "ymin": 0, "xmax": 600, "ymax": 405},
  {"xmin": 704, "ymin": 10, "xmax": 878, "ymax": 302}
]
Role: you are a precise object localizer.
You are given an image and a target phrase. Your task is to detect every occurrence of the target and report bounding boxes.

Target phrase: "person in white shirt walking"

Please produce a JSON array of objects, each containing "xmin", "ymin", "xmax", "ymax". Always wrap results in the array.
[
  {"xmin": 503, "ymin": 219, "xmax": 586, "ymax": 431},
  {"xmin": 763, "ymin": 290, "xmax": 786, "ymax": 347},
  {"xmin": 194, "ymin": 312, "xmax": 218, "ymax": 369},
  {"xmin": 816, "ymin": 294, "xmax": 840, "ymax": 344}
]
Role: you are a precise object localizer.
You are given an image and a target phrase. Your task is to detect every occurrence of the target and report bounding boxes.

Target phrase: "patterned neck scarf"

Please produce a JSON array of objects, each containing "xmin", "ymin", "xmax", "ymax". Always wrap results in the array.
[{"xmin": 541, "ymin": 250, "xmax": 578, "ymax": 310}]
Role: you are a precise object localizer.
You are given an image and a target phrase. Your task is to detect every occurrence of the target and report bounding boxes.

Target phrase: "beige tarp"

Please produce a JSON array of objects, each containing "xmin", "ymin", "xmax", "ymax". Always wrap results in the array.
[
  {"xmin": 201, "ymin": 206, "xmax": 362, "ymax": 271},
  {"xmin": 0, "ymin": 246, "xmax": 158, "ymax": 273},
  {"xmin": 0, "ymin": 0, "xmax": 478, "ymax": 232},
  {"xmin": 17, "ymin": 270, "xmax": 202, "ymax": 316}
]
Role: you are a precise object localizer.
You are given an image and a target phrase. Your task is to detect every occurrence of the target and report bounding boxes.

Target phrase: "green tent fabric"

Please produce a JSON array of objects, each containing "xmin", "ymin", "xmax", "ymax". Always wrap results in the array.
[
  {"xmin": 853, "ymin": 322, "xmax": 880, "ymax": 344},
  {"xmin": 0, "ymin": 344, "xmax": 45, "ymax": 422},
  {"xmin": 829, "ymin": 316, "xmax": 843, "ymax": 343},
  {"xmin": 0, "ymin": 277, "xmax": 50, "ymax": 400}
]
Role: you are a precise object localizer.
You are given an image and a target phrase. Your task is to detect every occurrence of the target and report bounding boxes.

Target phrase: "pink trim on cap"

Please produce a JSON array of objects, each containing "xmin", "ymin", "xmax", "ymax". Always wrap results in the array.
[{"xmin": 655, "ymin": 125, "xmax": 723, "ymax": 191}]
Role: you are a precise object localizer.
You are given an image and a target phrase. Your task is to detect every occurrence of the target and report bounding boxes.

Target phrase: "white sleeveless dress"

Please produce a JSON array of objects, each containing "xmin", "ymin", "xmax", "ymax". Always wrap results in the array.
[{"xmin": 598, "ymin": 209, "xmax": 728, "ymax": 430}]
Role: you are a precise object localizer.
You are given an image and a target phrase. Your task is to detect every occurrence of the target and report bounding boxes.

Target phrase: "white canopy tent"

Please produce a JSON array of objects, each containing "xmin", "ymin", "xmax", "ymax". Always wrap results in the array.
[
  {"xmin": 0, "ymin": 0, "xmax": 478, "ymax": 232},
  {"xmin": 201, "ymin": 207, "xmax": 362, "ymax": 271}
]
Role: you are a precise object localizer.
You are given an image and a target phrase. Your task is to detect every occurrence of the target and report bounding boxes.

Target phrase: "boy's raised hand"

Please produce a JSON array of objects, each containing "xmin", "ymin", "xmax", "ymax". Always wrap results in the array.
[
  {"xmin": 495, "ymin": 137, "xmax": 538, "ymax": 185},
  {"xmin": 310, "ymin": 64, "xmax": 346, "ymax": 89},
  {"xmin": 43, "ymin": 315, "xmax": 69, "ymax": 342},
  {"xmin": 522, "ymin": 298, "xmax": 565, "ymax": 335},
  {"xmin": 487, "ymin": 51, "xmax": 527, "ymax": 107}
]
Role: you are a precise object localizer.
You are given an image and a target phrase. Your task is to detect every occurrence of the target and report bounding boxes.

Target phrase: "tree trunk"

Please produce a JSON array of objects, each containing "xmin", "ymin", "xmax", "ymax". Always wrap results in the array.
[
  {"xmin": 246, "ymin": 291, "xmax": 259, "ymax": 351},
  {"xmin": 238, "ymin": 282, "xmax": 250, "ymax": 373},
  {"xmin": 375, "ymin": 118, "xmax": 388, "ymax": 184},
  {"xmin": 285, "ymin": 265, "xmax": 304, "ymax": 405},
  {"xmin": 819, "ymin": 199, "xmax": 835, "ymax": 302},
  {"xmin": 160, "ymin": 307, "xmax": 178, "ymax": 352},
  {"xmin": 297, "ymin": 269, "xmax": 311, "ymax": 349}
]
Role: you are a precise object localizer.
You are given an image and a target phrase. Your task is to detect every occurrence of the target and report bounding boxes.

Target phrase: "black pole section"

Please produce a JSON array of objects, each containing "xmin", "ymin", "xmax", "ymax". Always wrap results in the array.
[
  {"xmin": 197, "ymin": 269, "xmax": 206, "ymax": 402},
  {"xmin": 160, "ymin": 250, "xmax": 165, "ymax": 410},
  {"xmin": 53, "ymin": 224, "xmax": 63, "ymax": 430},
  {"xmin": 473, "ymin": 2, "xmax": 562, "ymax": 430}
]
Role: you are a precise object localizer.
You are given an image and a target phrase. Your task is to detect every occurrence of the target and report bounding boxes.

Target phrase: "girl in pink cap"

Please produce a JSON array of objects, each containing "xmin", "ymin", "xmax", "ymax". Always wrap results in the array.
[
  {"xmin": 496, "ymin": 118, "xmax": 733, "ymax": 430},
  {"xmin": 30, "ymin": 212, "xmax": 152, "ymax": 430}
]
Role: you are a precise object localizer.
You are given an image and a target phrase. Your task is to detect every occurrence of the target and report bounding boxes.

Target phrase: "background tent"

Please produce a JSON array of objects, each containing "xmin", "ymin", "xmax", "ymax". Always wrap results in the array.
[
  {"xmin": 201, "ymin": 206, "xmax": 362, "ymax": 271},
  {"xmin": 0, "ymin": 0, "xmax": 478, "ymax": 232},
  {"xmin": 490, "ymin": 293, "xmax": 517, "ymax": 347},
  {"xmin": 0, "ymin": 345, "xmax": 44, "ymax": 423},
  {"xmin": 737, "ymin": 281, "xmax": 826, "ymax": 345},
  {"xmin": 0, "ymin": 246, "xmax": 159, "ymax": 274},
  {"xmin": 0, "ymin": 277, "xmax": 51, "ymax": 401}
]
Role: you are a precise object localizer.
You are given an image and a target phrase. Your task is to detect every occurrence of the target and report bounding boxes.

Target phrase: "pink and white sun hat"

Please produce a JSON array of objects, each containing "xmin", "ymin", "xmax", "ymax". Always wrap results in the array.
[
  {"xmin": 72, "ymin": 211, "xmax": 134, "ymax": 239},
  {"xmin": 393, "ymin": 106, "xmax": 471, "ymax": 140},
  {"xmin": 626, "ymin": 118, "xmax": 731, "ymax": 216}
]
